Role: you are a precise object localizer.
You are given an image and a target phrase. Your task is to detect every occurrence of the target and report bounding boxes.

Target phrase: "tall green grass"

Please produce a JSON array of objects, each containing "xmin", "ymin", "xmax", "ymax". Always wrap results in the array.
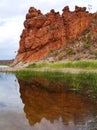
[
  {"xmin": 27, "ymin": 62, "xmax": 48, "ymax": 68},
  {"xmin": 15, "ymin": 70, "xmax": 97, "ymax": 93},
  {"xmin": 15, "ymin": 70, "xmax": 64, "ymax": 81},
  {"xmin": 27, "ymin": 60, "xmax": 97, "ymax": 69},
  {"xmin": 49, "ymin": 60, "xmax": 97, "ymax": 69}
]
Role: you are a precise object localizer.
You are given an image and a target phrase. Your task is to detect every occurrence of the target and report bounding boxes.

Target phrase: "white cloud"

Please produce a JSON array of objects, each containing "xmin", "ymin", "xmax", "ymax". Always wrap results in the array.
[
  {"xmin": 0, "ymin": 0, "xmax": 28, "ymax": 59},
  {"xmin": 0, "ymin": 16, "xmax": 24, "ymax": 59},
  {"xmin": 25, "ymin": 0, "xmax": 96, "ymax": 13},
  {"xmin": 0, "ymin": 17, "xmax": 24, "ymax": 41},
  {"xmin": 0, "ymin": 0, "xmax": 28, "ymax": 18}
]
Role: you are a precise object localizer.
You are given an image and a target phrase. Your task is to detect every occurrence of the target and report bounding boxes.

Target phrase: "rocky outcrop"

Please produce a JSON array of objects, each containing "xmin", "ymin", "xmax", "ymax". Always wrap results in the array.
[{"xmin": 14, "ymin": 6, "xmax": 93, "ymax": 65}]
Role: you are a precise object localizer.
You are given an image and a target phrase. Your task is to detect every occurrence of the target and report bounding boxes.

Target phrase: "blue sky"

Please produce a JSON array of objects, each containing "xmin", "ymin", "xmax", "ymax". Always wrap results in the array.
[{"xmin": 0, "ymin": 0, "xmax": 96, "ymax": 60}]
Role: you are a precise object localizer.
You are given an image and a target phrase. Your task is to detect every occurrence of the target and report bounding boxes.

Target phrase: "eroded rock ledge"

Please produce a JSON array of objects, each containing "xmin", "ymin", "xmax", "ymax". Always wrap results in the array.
[{"xmin": 14, "ymin": 6, "xmax": 93, "ymax": 65}]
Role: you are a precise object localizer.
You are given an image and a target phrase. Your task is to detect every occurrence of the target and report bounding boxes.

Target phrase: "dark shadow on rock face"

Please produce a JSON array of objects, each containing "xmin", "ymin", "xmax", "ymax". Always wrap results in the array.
[{"xmin": 17, "ymin": 78, "xmax": 97, "ymax": 129}]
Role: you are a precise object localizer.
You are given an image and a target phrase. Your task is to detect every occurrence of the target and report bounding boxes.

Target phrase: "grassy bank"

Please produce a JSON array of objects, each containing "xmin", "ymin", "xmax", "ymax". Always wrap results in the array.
[
  {"xmin": 27, "ymin": 60, "xmax": 97, "ymax": 69},
  {"xmin": 15, "ymin": 70, "xmax": 97, "ymax": 94}
]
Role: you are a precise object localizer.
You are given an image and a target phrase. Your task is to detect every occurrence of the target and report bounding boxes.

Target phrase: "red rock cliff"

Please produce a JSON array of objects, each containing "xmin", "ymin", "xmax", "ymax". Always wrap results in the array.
[{"xmin": 14, "ymin": 6, "xmax": 93, "ymax": 65}]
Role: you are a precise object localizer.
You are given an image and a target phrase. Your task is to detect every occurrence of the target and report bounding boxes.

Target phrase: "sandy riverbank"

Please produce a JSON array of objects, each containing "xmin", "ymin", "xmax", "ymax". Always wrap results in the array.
[{"xmin": 1, "ymin": 67, "xmax": 97, "ymax": 74}]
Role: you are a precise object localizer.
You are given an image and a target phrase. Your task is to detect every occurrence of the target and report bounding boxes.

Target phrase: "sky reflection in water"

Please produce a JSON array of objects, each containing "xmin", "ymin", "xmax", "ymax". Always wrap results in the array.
[
  {"xmin": 0, "ymin": 72, "xmax": 97, "ymax": 130},
  {"xmin": 0, "ymin": 72, "xmax": 23, "ymax": 112}
]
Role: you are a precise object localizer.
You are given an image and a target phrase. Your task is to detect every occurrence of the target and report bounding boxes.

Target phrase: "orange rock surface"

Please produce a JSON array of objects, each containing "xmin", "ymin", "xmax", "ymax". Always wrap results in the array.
[{"xmin": 14, "ymin": 6, "xmax": 93, "ymax": 65}]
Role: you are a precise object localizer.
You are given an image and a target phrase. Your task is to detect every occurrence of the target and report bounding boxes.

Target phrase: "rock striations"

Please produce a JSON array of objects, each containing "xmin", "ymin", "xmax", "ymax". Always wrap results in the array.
[{"xmin": 13, "ymin": 6, "xmax": 94, "ymax": 65}]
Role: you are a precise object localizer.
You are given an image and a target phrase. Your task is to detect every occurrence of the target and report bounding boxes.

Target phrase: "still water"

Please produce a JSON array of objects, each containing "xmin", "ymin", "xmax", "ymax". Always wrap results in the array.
[
  {"xmin": 0, "ymin": 72, "xmax": 97, "ymax": 130},
  {"xmin": 0, "ymin": 65, "xmax": 9, "ymax": 68}
]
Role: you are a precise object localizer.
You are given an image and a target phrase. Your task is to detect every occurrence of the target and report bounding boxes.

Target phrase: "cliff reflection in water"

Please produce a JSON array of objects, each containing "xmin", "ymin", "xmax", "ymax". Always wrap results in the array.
[{"xmin": 17, "ymin": 78, "xmax": 97, "ymax": 129}]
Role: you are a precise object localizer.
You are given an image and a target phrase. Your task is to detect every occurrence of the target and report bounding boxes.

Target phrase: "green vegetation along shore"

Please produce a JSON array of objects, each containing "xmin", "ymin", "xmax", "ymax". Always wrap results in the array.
[
  {"xmin": 2, "ymin": 60, "xmax": 97, "ymax": 74},
  {"xmin": 0, "ymin": 60, "xmax": 97, "ymax": 101},
  {"xmin": 15, "ymin": 70, "xmax": 97, "ymax": 100},
  {"xmin": 27, "ymin": 60, "xmax": 97, "ymax": 69}
]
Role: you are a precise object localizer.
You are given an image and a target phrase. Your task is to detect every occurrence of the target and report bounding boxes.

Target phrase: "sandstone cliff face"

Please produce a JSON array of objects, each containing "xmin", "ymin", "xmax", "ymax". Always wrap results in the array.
[{"xmin": 14, "ymin": 6, "xmax": 93, "ymax": 65}]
